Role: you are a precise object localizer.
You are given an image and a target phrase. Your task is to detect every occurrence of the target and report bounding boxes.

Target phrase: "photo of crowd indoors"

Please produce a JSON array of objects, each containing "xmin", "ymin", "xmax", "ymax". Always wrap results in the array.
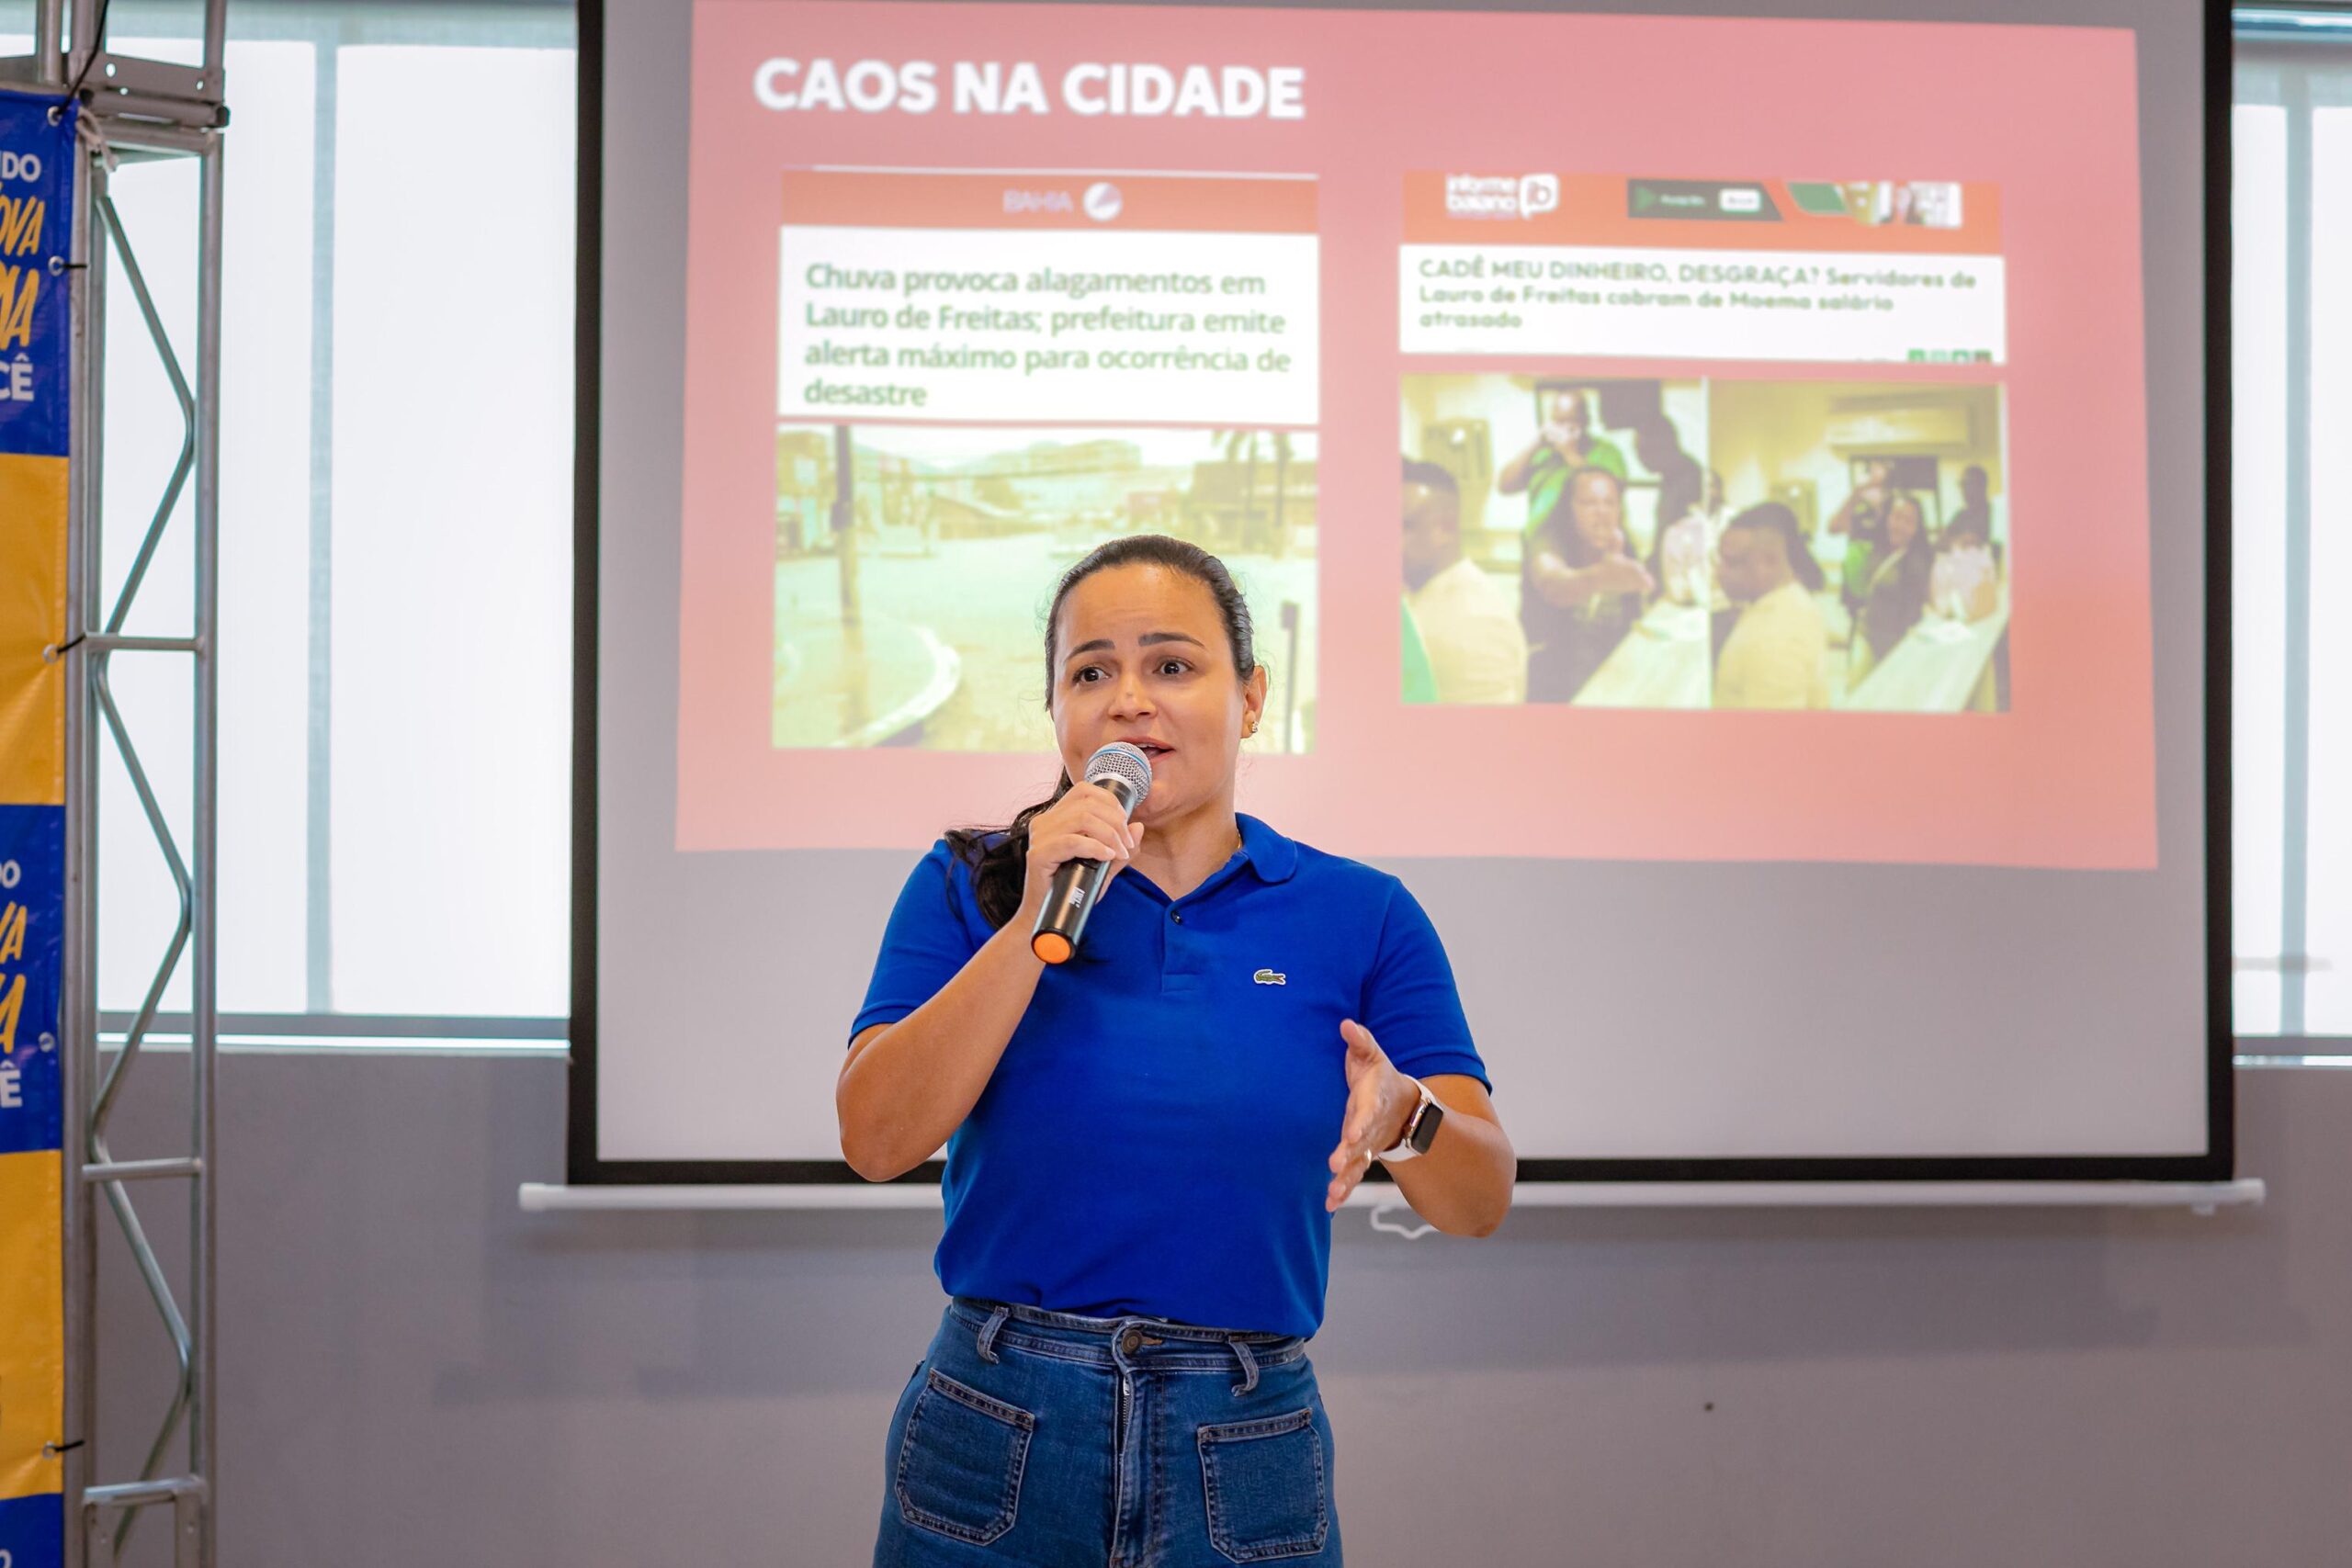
[
  {"xmin": 772, "ymin": 423, "xmax": 1318, "ymax": 750},
  {"xmin": 1401, "ymin": 376, "xmax": 1716, "ymax": 707},
  {"xmin": 1707, "ymin": 380, "xmax": 2008, "ymax": 712},
  {"xmin": 1400, "ymin": 377, "xmax": 2008, "ymax": 712}
]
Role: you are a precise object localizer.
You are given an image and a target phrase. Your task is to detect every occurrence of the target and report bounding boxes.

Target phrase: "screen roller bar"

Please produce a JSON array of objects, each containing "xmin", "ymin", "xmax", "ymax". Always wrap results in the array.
[{"xmin": 519, "ymin": 1179, "xmax": 2266, "ymax": 1213}]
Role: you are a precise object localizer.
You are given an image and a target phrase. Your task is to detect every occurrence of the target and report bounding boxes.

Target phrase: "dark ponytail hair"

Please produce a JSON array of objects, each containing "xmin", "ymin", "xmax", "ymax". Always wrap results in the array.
[
  {"xmin": 946, "ymin": 535, "xmax": 1259, "ymax": 929},
  {"xmin": 1726, "ymin": 502, "xmax": 1826, "ymax": 592}
]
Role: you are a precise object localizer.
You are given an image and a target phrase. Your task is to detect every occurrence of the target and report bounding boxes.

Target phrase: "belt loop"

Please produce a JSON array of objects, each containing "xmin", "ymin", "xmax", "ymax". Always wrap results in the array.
[
  {"xmin": 976, "ymin": 1304, "xmax": 1009, "ymax": 1365},
  {"xmin": 1229, "ymin": 1337, "xmax": 1260, "ymax": 1396}
]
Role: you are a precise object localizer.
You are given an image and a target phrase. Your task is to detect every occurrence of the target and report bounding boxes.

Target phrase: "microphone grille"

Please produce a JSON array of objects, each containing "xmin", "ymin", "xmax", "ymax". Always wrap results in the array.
[{"xmin": 1084, "ymin": 741, "xmax": 1154, "ymax": 806}]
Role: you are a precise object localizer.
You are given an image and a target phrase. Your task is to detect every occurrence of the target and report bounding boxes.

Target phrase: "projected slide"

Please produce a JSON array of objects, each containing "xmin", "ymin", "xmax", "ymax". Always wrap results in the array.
[
  {"xmin": 600, "ymin": 0, "xmax": 2217, "ymax": 1175},
  {"xmin": 675, "ymin": 0, "xmax": 2154, "ymax": 870}
]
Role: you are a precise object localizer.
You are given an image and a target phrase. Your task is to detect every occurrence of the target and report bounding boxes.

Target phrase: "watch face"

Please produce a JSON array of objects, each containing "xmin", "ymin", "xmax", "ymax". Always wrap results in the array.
[{"xmin": 1408, "ymin": 1100, "xmax": 1443, "ymax": 1155}]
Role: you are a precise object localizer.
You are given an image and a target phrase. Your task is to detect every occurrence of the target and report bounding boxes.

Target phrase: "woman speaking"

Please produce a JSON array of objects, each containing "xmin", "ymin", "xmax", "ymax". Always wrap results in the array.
[{"xmin": 838, "ymin": 535, "xmax": 1515, "ymax": 1566}]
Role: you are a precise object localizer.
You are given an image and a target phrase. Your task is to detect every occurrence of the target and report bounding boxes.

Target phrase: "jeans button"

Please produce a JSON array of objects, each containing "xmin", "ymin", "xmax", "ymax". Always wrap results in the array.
[{"xmin": 1121, "ymin": 1329, "xmax": 1143, "ymax": 1354}]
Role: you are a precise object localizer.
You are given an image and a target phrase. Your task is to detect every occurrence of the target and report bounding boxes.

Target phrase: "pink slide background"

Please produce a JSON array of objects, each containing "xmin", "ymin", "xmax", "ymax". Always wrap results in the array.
[{"xmin": 675, "ymin": 1, "xmax": 2154, "ymax": 868}]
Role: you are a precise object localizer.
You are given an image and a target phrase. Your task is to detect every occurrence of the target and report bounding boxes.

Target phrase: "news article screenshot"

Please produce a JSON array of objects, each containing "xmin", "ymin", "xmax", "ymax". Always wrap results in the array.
[
  {"xmin": 769, "ymin": 169, "xmax": 1320, "ymax": 752},
  {"xmin": 1399, "ymin": 174, "xmax": 2010, "ymax": 715}
]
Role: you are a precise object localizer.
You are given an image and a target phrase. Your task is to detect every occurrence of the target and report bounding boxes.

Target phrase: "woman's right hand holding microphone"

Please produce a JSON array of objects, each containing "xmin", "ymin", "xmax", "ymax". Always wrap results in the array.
[{"xmin": 1017, "ymin": 783, "xmax": 1144, "ymax": 929}]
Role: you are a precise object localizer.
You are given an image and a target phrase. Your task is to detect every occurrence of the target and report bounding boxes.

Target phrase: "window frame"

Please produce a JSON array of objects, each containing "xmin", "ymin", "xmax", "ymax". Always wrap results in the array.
[
  {"xmin": 85, "ymin": 0, "xmax": 576, "ymax": 1052},
  {"xmin": 2233, "ymin": 8, "xmax": 2352, "ymax": 1044}
]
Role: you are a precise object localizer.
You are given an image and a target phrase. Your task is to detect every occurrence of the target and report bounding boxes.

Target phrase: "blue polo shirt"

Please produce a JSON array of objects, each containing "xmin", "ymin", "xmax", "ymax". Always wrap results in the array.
[{"xmin": 852, "ymin": 814, "xmax": 1490, "ymax": 1337}]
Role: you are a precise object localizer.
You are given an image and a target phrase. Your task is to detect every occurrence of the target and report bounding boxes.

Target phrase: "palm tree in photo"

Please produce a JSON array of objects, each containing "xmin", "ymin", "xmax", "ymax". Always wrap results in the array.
[
  {"xmin": 1212, "ymin": 429, "xmax": 1261, "ymax": 550},
  {"xmin": 1267, "ymin": 431, "xmax": 1294, "ymax": 558},
  {"xmin": 1214, "ymin": 429, "xmax": 1297, "ymax": 555}
]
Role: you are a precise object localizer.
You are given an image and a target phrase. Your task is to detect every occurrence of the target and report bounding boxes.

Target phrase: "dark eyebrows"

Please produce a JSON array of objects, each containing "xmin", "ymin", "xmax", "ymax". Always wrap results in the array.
[{"xmin": 1061, "ymin": 631, "xmax": 1206, "ymax": 666}]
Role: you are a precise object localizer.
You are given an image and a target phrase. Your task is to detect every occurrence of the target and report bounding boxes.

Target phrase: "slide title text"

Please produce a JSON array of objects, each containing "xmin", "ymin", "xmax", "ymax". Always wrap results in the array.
[{"xmin": 752, "ymin": 58, "xmax": 1306, "ymax": 118}]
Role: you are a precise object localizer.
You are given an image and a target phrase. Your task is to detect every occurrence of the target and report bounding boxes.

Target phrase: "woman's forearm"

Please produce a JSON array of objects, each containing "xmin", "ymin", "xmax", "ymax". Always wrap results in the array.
[
  {"xmin": 1532, "ymin": 554, "xmax": 1613, "ymax": 608},
  {"xmin": 1387, "ymin": 1104, "xmax": 1516, "ymax": 1236},
  {"xmin": 1374, "ymin": 1074, "xmax": 1515, "ymax": 1236},
  {"xmin": 836, "ymin": 920, "xmax": 1047, "ymax": 1180}
]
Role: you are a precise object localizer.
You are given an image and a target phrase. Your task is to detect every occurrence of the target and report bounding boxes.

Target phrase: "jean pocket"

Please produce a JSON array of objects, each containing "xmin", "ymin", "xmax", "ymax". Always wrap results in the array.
[
  {"xmin": 892, "ymin": 1367, "xmax": 1036, "ymax": 1546},
  {"xmin": 1197, "ymin": 1407, "xmax": 1328, "ymax": 1562}
]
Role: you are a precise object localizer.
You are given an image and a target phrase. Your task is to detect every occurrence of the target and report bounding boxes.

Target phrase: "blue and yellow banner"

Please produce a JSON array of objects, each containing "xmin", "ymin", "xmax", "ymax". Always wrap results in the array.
[{"xmin": 0, "ymin": 88, "xmax": 74, "ymax": 1568}]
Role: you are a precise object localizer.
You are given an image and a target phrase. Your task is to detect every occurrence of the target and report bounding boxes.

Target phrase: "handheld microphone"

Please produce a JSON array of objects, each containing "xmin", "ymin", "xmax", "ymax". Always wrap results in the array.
[{"xmin": 1031, "ymin": 741, "xmax": 1154, "ymax": 964}]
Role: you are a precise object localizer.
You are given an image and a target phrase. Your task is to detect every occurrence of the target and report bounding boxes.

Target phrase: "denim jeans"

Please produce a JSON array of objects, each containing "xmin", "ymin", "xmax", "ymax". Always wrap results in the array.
[{"xmin": 873, "ymin": 1297, "xmax": 1342, "ymax": 1566}]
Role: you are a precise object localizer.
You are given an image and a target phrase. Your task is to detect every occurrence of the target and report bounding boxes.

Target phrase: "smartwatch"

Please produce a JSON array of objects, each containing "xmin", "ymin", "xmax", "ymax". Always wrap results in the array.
[{"xmin": 1374, "ymin": 1078, "xmax": 1444, "ymax": 1164}]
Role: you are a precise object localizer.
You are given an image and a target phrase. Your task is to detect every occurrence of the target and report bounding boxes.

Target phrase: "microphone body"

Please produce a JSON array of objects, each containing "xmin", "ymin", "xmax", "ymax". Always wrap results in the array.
[{"xmin": 1031, "ymin": 743, "xmax": 1154, "ymax": 964}]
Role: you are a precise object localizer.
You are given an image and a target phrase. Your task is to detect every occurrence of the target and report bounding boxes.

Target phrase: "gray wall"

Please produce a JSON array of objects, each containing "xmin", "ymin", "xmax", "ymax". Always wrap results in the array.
[{"xmin": 88, "ymin": 1059, "xmax": 2352, "ymax": 1566}]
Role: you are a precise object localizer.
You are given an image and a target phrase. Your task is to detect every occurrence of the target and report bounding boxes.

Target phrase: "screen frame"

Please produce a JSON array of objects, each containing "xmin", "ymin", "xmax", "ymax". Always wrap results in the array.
[{"xmin": 565, "ymin": 0, "xmax": 2236, "ymax": 1187}]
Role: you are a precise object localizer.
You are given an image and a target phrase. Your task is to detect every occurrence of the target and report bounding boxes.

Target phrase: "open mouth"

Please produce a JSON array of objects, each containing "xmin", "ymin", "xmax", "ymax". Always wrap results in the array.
[{"xmin": 1129, "ymin": 741, "xmax": 1173, "ymax": 761}]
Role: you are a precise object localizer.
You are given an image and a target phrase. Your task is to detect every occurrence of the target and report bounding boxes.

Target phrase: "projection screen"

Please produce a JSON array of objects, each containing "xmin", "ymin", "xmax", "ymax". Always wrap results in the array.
[{"xmin": 573, "ymin": 0, "xmax": 2232, "ymax": 1183}]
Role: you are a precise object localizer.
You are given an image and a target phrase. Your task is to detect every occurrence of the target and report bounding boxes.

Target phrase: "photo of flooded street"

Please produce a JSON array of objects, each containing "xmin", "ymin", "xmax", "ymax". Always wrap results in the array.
[{"xmin": 772, "ymin": 425, "xmax": 1318, "ymax": 751}]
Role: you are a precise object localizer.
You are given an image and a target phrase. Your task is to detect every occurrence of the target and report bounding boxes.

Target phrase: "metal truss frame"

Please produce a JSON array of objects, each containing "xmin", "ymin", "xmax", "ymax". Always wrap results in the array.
[{"xmin": 6, "ymin": 0, "xmax": 227, "ymax": 1563}]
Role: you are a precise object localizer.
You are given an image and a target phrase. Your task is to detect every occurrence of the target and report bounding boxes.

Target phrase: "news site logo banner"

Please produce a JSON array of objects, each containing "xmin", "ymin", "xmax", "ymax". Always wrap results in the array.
[
  {"xmin": 0, "ymin": 89, "xmax": 75, "ymax": 1568},
  {"xmin": 1442, "ymin": 173, "xmax": 1559, "ymax": 221}
]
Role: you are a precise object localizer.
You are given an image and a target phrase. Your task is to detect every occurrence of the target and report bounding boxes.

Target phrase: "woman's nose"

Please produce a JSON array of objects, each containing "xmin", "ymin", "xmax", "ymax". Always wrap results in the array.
[{"xmin": 1108, "ymin": 675, "xmax": 1152, "ymax": 716}]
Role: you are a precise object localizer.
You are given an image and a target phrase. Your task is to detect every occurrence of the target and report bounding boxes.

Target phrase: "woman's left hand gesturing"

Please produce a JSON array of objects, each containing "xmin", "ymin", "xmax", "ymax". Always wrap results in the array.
[{"xmin": 1326, "ymin": 1019, "xmax": 1417, "ymax": 1213}]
